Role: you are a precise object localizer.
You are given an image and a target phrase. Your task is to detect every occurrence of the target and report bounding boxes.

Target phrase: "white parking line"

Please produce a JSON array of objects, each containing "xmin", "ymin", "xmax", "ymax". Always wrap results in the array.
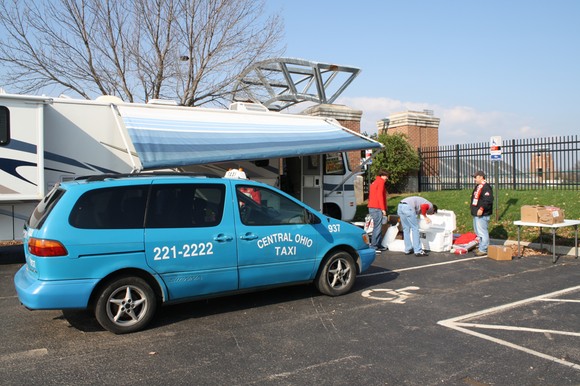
[
  {"xmin": 450, "ymin": 323, "xmax": 580, "ymax": 337},
  {"xmin": 438, "ymin": 285, "xmax": 580, "ymax": 371},
  {"xmin": 0, "ymin": 348, "xmax": 48, "ymax": 363},
  {"xmin": 360, "ymin": 256, "xmax": 487, "ymax": 277}
]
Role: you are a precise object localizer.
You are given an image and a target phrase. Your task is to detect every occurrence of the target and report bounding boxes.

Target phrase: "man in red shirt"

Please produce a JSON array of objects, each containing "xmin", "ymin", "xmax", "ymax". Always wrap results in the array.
[{"xmin": 367, "ymin": 170, "xmax": 389, "ymax": 251}]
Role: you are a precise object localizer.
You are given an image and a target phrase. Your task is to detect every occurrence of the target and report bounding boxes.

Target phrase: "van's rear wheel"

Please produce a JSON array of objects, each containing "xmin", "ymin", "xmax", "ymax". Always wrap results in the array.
[
  {"xmin": 95, "ymin": 276, "xmax": 157, "ymax": 334},
  {"xmin": 316, "ymin": 251, "xmax": 356, "ymax": 296}
]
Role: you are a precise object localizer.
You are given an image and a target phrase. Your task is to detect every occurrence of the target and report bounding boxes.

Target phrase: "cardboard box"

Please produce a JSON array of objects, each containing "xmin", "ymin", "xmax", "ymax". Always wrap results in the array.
[
  {"xmin": 488, "ymin": 245, "xmax": 513, "ymax": 261},
  {"xmin": 520, "ymin": 205, "xmax": 565, "ymax": 224},
  {"xmin": 538, "ymin": 206, "xmax": 565, "ymax": 224},
  {"xmin": 520, "ymin": 205, "xmax": 538, "ymax": 222}
]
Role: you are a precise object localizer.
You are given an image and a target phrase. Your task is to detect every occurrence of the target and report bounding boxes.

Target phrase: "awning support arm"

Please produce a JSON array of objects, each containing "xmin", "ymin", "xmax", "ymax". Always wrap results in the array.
[{"xmin": 110, "ymin": 104, "xmax": 141, "ymax": 173}]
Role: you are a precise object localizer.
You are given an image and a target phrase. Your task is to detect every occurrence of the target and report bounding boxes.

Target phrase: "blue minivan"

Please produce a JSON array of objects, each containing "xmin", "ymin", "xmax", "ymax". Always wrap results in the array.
[{"xmin": 15, "ymin": 173, "xmax": 376, "ymax": 333}]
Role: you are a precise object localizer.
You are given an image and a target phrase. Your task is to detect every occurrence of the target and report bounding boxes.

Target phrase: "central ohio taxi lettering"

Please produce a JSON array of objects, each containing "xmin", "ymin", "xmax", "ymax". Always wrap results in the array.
[{"xmin": 257, "ymin": 232, "xmax": 313, "ymax": 256}]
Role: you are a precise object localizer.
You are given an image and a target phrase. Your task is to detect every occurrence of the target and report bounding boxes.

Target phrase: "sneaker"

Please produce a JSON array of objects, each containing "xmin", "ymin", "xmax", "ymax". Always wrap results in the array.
[
  {"xmin": 404, "ymin": 250, "xmax": 414, "ymax": 255},
  {"xmin": 474, "ymin": 249, "xmax": 487, "ymax": 257},
  {"xmin": 374, "ymin": 246, "xmax": 386, "ymax": 253},
  {"xmin": 415, "ymin": 251, "xmax": 429, "ymax": 257}
]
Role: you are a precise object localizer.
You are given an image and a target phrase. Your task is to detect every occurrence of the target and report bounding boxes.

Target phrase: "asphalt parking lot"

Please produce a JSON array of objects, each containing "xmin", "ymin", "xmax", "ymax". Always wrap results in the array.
[{"xmin": 1, "ymin": 247, "xmax": 579, "ymax": 385}]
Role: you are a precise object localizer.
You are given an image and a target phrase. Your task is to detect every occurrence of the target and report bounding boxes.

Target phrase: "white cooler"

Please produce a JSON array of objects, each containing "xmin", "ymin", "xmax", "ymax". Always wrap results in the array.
[
  {"xmin": 417, "ymin": 209, "xmax": 456, "ymax": 252},
  {"xmin": 419, "ymin": 229, "xmax": 453, "ymax": 252}
]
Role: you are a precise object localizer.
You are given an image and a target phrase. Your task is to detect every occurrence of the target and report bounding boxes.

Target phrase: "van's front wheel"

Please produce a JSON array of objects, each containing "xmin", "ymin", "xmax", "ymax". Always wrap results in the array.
[
  {"xmin": 316, "ymin": 251, "xmax": 356, "ymax": 296},
  {"xmin": 95, "ymin": 276, "xmax": 157, "ymax": 334}
]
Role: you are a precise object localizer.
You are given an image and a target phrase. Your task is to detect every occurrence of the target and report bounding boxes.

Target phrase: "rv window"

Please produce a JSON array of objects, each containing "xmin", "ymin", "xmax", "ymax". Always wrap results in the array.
[
  {"xmin": 253, "ymin": 159, "xmax": 269, "ymax": 167},
  {"xmin": 324, "ymin": 153, "xmax": 346, "ymax": 175},
  {"xmin": 0, "ymin": 106, "xmax": 9, "ymax": 146}
]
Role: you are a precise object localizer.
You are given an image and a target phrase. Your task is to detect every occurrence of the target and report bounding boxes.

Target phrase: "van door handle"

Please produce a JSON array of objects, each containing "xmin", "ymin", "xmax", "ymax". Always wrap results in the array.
[
  {"xmin": 214, "ymin": 234, "xmax": 233, "ymax": 242},
  {"xmin": 240, "ymin": 232, "xmax": 258, "ymax": 241}
]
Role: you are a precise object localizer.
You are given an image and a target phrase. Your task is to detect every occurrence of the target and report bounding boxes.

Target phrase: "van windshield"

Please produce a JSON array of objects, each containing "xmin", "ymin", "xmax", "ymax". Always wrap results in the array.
[{"xmin": 28, "ymin": 187, "xmax": 65, "ymax": 230}]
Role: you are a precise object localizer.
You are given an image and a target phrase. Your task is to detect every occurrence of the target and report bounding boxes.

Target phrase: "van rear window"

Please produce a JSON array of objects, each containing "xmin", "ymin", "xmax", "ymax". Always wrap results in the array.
[
  {"xmin": 28, "ymin": 187, "xmax": 65, "ymax": 230},
  {"xmin": 69, "ymin": 186, "xmax": 148, "ymax": 229}
]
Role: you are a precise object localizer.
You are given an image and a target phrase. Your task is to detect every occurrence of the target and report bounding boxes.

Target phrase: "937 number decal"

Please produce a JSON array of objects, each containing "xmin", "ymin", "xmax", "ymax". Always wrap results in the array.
[
  {"xmin": 153, "ymin": 242, "xmax": 214, "ymax": 260},
  {"xmin": 328, "ymin": 224, "xmax": 341, "ymax": 233}
]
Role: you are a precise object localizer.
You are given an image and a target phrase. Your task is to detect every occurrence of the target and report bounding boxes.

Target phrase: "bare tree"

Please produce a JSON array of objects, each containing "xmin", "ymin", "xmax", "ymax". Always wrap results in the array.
[{"xmin": 0, "ymin": 0, "xmax": 283, "ymax": 105}]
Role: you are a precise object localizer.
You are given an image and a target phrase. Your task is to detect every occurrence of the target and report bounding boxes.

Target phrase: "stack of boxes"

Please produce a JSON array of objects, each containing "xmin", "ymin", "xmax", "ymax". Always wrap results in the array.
[{"xmin": 520, "ymin": 205, "xmax": 565, "ymax": 224}]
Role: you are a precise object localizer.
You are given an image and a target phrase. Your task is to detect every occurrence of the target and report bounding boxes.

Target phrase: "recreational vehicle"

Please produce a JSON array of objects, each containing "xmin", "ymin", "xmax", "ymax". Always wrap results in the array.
[{"xmin": 0, "ymin": 92, "xmax": 381, "ymax": 241}]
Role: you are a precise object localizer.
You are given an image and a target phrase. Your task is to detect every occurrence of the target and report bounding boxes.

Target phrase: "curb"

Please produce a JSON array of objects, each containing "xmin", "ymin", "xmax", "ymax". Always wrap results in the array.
[{"xmin": 490, "ymin": 238, "xmax": 578, "ymax": 257}]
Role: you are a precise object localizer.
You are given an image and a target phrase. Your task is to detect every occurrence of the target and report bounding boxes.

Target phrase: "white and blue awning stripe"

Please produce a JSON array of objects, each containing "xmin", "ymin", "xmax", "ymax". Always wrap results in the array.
[{"xmin": 117, "ymin": 105, "xmax": 382, "ymax": 170}]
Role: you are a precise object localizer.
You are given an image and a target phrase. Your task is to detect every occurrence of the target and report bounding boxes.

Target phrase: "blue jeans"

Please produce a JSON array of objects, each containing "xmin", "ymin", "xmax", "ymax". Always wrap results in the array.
[
  {"xmin": 397, "ymin": 203, "xmax": 423, "ymax": 254},
  {"xmin": 369, "ymin": 208, "xmax": 383, "ymax": 248},
  {"xmin": 473, "ymin": 215, "xmax": 490, "ymax": 252}
]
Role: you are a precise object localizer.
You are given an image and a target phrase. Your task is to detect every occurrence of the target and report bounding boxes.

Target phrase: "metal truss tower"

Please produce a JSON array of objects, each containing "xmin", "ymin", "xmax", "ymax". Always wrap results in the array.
[{"xmin": 232, "ymin": 58, "xmax": 361, "ymax": 111}]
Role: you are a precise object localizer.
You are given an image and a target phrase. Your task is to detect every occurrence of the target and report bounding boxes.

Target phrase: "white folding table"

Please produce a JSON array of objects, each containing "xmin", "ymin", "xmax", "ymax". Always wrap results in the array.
[{"xmin": 513, "ymin": 219, "xmax": 580, "ymax": 263}]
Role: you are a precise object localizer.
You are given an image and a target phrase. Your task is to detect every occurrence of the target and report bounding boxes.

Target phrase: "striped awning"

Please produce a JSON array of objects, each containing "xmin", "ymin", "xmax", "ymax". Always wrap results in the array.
[{"xmin": 117, "ymin": 105, "xmax": 382, "ymax": 170}]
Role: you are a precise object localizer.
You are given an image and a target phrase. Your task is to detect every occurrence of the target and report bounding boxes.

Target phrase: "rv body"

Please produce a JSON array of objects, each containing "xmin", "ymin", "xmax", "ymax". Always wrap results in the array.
[
  {"xmin": 0, "ymin": 94, "xmax": 137, "ymax": 240},
  {"xmin": 0, "ymin": 93, "xmax": 368, "ymax": 241}
]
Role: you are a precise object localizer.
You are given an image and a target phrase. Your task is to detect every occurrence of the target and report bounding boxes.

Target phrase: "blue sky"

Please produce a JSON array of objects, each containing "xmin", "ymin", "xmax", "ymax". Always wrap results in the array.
[{"xmin": 267, "ymin": 0, "xmax": 580, "ymax": 145}]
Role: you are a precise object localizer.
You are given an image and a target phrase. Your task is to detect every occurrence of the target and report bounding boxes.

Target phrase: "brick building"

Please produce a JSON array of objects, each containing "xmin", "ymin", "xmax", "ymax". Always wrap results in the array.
[
  {"xmin": 377, "ymin": 110, "xmax": 440, "ymax": 149},
  {"xmin": 302, "ymin": 104, "xmax": 363, "ymax": 170},
  {"xmin": 530, "ymin": 149, "xmax": 555, "ymax": 182}
]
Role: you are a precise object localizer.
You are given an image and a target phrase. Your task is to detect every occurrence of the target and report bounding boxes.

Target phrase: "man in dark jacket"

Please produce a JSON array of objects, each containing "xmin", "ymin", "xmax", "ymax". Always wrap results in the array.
[{"xmin": 470, "ymin": 170, "xmax": 493, "ymax": 256}]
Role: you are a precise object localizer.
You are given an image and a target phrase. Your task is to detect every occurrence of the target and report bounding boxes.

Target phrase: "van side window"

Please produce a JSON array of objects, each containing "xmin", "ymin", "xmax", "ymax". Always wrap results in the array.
[
  {"xmin": 0, "ymin": 106, "xmax": 9, "ymax": 146},
  {"xmin": 146, "ymin": 184, "xmax": 225, "ymax": 228},
  {"xmin": 237, "ymin": 185, "xmax": 307, "ymax": 225},
  {"xmin": 69, "ymin": 186, "xmax": 148, "ymax": 229}
]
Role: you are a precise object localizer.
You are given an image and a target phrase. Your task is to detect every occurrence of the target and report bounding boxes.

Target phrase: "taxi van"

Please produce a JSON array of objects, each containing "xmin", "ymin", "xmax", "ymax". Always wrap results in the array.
[{"xmin": 14, "ymin": 172, "xmax": 376, "ymax": 334}]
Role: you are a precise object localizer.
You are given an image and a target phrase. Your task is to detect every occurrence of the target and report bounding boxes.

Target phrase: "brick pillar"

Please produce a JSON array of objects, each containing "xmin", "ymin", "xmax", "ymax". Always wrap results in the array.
[{"xmin": 301, "ymin": 104, "xmax": 363, "ymax": 171}]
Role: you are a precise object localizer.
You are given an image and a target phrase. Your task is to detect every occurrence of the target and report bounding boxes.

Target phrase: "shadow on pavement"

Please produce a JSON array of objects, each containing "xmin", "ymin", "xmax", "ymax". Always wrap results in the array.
[{"xmin": 0, "ymin": 245, "xmax": 25, "ymax": 265}]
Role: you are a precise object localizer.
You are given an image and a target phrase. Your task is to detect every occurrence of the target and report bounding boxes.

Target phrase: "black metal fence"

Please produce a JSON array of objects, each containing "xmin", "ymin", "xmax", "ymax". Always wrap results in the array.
[{"xmin": 418, "ymin": 135, "xmax": 580, "ymax": 191}]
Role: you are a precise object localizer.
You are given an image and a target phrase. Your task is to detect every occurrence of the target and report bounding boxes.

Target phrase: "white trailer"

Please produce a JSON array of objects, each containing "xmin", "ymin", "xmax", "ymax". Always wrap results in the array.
[{"xmin": 0, "ymin": 92, "xmax": 381, "ymax": 241}]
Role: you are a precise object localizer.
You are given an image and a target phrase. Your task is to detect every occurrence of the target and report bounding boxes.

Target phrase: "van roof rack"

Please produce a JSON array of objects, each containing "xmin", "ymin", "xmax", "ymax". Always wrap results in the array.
[{"xmin": 75, "ymin": 172, "xmax": 219, "ymax": 182}]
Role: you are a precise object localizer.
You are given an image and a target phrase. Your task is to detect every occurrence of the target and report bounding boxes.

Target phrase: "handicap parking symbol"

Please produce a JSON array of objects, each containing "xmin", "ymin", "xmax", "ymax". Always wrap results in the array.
[{"xmin": 361, "ymin": 286, "xmax": 420, "ymax": 303}]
